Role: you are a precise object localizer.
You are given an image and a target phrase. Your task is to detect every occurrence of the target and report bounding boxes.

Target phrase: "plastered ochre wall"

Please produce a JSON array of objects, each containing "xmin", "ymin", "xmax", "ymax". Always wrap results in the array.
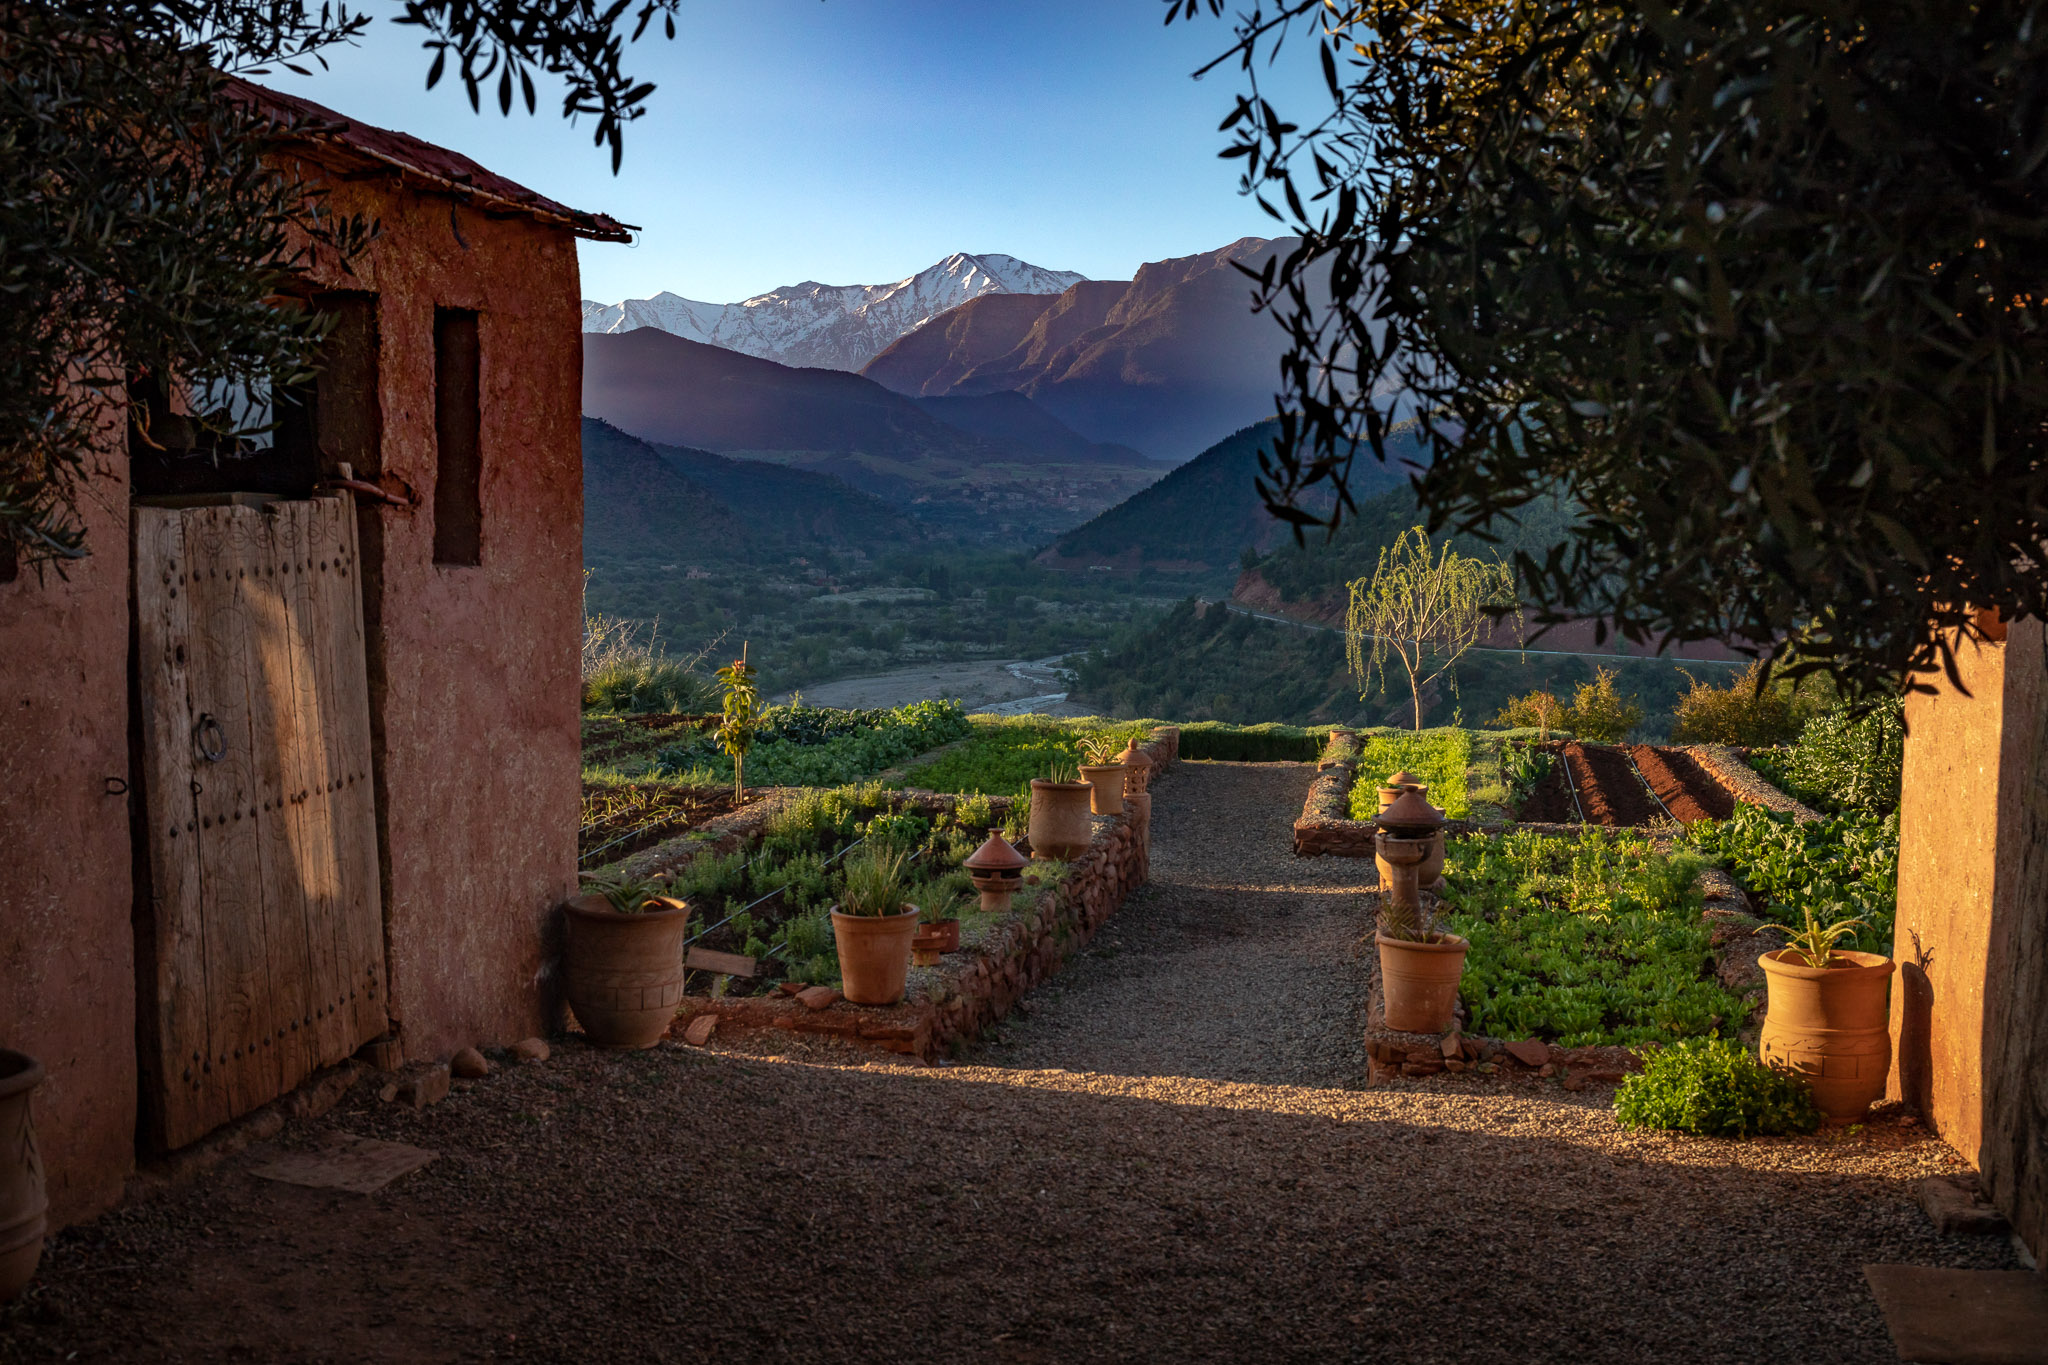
[
  {"xmin": 1889, "ymin": 620, "xmax": 2048, "ymax": 1262},
  {"xmin": 1888, "ymin": 630, "xmax": 2007, "ymax": 1161},
  {"xmin": 304, "ymin": 178, "xmax": 584, "ymax": 1065},
  {"xmin": 0, "ymin": 408, "xmax": 140, "ymax": 1226}
]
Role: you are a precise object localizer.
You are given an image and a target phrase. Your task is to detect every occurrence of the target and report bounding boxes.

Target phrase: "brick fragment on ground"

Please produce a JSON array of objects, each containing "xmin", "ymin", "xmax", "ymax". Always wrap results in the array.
[
  {"xmin": 1439, "ymin": 1033, "xmax": 1461, "ymax": 1060},
  {"xmin": 797, "ymin": 986, "xmax": 841, "ymax": 1011},
  {"xmin": 378, "ymin": 1063, "xmax": 451, "ymax": 1110},
  {"xmin": 777, "ymin": 982, "xmax": 805, "ymax": 996},
  {"xmin": 682, "ymin": 1014, "xmax": 717, "ymax": 1047},
  {"xmin": 1916, "ymin": 1174, "xmax": 2011, "ymax": 1235},
  {"xmin": 1505, "ymin": 1037, "xmax": 1549, "ymax": 1067},
  {"xmin": 510, "ymin": 1037, "xmax": 549, "ymax": 1063}
]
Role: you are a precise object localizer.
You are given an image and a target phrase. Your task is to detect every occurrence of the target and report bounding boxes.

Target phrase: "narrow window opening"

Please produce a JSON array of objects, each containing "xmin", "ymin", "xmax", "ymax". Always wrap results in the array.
[{"xmin": 432, "ymin": 307, "xmax": 482, "ymax": 566}]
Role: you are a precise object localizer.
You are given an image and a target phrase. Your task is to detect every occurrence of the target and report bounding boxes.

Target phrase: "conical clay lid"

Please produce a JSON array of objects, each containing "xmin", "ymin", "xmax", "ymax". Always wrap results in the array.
[
  {"xmin": 1378, "ymin": 787, "xmax": 1444, "ymax": 831},
  {"xmin": 964, "ymin": 831, "xmax": 1028, "ymax": 873}
]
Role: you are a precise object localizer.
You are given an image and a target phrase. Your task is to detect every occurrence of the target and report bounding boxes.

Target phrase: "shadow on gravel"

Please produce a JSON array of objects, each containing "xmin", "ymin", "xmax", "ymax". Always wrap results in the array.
[{"xmin": 0, "ymin": 1043, "xmax": 2014, "ymax": 1365}]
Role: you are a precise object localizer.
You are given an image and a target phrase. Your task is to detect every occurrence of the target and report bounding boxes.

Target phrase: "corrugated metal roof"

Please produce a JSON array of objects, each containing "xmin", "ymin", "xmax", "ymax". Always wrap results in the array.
[{"xmin": 228, "ymin": 78, "xmax": 635, "ymax": 243}]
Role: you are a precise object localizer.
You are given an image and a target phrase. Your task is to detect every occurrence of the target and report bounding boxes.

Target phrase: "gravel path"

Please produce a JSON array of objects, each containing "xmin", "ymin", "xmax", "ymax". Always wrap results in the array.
[{"xmin": 0, "ymin": 762, "xmax": 2021, "ymax": 1364}]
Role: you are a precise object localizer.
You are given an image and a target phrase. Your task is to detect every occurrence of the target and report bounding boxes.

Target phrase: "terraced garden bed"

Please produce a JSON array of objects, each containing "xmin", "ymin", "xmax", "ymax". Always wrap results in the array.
[{"xmin": 578, "ymin": 781, "xmax": 747, "ymax": 872}]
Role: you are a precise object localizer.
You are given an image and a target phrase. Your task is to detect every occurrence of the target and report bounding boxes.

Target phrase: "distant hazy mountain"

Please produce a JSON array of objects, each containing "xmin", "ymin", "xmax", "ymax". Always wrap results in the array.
[
  {"xmin": 582, "ymin": 418, "xmax": 924, "ymax": 561},
  {"xmin": 582, "ymin": 329, "xmax": 1147, "ymax": 468},
  {"xmin": 581, "ymin": 253, "xmax": 1087, "ymax": 372},
  {"xmin": 1038, "ymin": 419, "xmax": 1421, "ymax": 577},
  {"xmin": 863, "ymin": 238, "xmax": 1316, "ymax": 462}
]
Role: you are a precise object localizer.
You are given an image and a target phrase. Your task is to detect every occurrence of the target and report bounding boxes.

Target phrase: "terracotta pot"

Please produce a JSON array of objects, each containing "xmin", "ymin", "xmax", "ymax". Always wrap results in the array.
[
  {"xmin": 911, "ymin": 918, "xmax": 959, "ymax": 967},
  {"xmin": 562, "ymin": 893, "xmax": 691, "ymax": 1049},
  {"xmin": 1117, "ymin": 740, "xmax": 1153, "ymax": 794},
  {"xmin": 832, "ymin": 904, "xmax": 921, "ymax": 1004},
  {"xmin": 0, "ymin": 1051, "xmax": 45, "ymax": 1304},
  {"xmin": 1028, "ymin": 779, "xmax": 1095, "ymax": 860},
  {"xmin": 1759, "ymin": 948, "xmax": 1896, "ymax": 1122},
  {"xmin": 1077, "ymin": 763, "xmax": 1126, "ymax": 816},
  {"xmin": 1377, "ymin": 932, "xmax": 1469, "ymax": 1034}
]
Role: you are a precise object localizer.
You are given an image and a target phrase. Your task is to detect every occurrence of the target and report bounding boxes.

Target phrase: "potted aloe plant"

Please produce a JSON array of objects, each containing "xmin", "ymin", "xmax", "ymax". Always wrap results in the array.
[
  {"xmin": 1076, "ymin": 734, "xmax": 1126, "ymax": 817},
  {"xmin": 1757, "ymin": 907, "xmax": 1895, "ymax": 1122},
  {"xmin": 831, "ymin": 847, "xmax": 920, "ymax": 1004},
  {"xmin": 563, "ymin": 873, "xmax": 691, "ymax": 1048},
  {"xmin": 1028, "ymin": 759, "xmax": 1094, "ymax": 860}
]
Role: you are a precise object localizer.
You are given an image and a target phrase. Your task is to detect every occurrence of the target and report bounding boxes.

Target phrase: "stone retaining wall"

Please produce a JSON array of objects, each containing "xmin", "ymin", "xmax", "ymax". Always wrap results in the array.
[
  {"xmin": 673, "ymin": 728, "xmax": 1178, "ymax": 1061},
  {"xmin": 1687, "ymin": 744, "xmax": 1826, "ymax": 822}
]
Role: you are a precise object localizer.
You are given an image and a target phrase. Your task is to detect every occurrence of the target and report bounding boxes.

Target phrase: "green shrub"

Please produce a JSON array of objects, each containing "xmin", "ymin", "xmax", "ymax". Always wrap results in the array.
[
  {"xmin": 1349, "ymin": 727, "xmax": 1472, "ymax": 818},
  {"xmin": 1177, "ymin": 721, "xmax": 1328, "ymax": 762},
  {"xmin": 1667, "ymin": 661, "xmax": 1818, "ymax": 746},
  {"xmin": 1441, "ymin": 830, "xmax": 1748, "ymax": 1046},
  {"xmin": 1562, "ymin": 667, "xmax": 1643, "ymax": 743},
  {"xmin": 1493, "ymin": 690, "xmax": 1568, "ymax": 735},
  {"xmin": 1782, "ymin": 700, "xmax": 1905, "ymax": 815},
  {"xmin": 1684, "ymin": 804, "xmax": 1899, "ymax": 952},
  {"xmin": 1613, "ymin": 1039, "xmax": 1821, "ymax": 1137}
]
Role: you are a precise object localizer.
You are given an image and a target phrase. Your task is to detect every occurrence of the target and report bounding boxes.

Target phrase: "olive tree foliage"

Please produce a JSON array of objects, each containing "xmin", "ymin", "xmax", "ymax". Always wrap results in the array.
[
  {"xmin": 1346, "ymin": 526, "xmax": 1518, "ymax": 728},
  {"xmin": 1171, "ymin": 0, "xmax": 2048, "ymax": 699},
  {"xmin": 1, "ymin": 0, "xmax": 679, "ymax": 575}
]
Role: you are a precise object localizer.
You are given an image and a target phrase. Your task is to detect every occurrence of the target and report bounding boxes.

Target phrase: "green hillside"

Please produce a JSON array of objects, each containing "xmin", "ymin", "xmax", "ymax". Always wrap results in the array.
[{"xmin": 1039, "ymin": 420, "xmax": 1421, "ymax": 578}]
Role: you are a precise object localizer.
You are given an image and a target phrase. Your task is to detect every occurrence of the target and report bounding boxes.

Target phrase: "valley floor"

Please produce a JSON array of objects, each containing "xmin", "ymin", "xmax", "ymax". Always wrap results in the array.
[
  {"xmin": 772, "ymin": 655, "xmax": 1095, "ymax": 717},
  {"xmin": 0, "ymin": 765, "xmax": 2012, "ymax": 1363}
]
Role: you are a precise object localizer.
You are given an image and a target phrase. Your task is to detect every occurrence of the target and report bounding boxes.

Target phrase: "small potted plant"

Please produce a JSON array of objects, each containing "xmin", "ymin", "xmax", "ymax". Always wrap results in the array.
[
  {"xmin": 563, "ymin": 873, "xmax": 691, "ymax": 1049},
  {"xmin": 1028, "ymin": 759, "xmax": 1095, "ymax": 860},
  {"xmin": 831, "ymin": 847, "xmax": 921, "ymax": 1004},
  {"xmin": 1757, "ymin": 907, "xmax": 1895, "ymax": 1123},
  {"xmin": 1076, "ymin": 735, "xmax": 1126, "ymax": 816}
]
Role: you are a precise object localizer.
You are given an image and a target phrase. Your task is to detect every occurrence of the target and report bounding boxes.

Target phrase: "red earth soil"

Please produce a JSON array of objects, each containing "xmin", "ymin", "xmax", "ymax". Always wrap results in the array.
[
  {"xmin": 1563, "ymin": 742, "xmax": 1662, "ymax": 826},
  {"xmin": 1628, "ymin": 745, "xmax": 1736, "ymax": 823}
]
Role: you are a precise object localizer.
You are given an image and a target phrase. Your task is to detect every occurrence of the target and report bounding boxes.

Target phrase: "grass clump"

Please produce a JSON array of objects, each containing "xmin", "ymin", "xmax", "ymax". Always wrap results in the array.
[
  {"xmin": 1614, "ymin": 1039, "xmax": 1821, "ymax": 1137},
  {"xmin": 581, "ymin": 614, "xmax": 719, "ymax": 714},
  {"xmin": 1440, "ymin": 830, "xmax": 1748, "ymax": 1046},
  {"xmin": 1348, "ymin": 727, "xmax": 1472, "ymax": 819}
]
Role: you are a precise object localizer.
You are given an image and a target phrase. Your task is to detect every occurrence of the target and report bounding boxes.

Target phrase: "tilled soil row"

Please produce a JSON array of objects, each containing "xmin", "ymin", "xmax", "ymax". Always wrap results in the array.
[
  {"xmin": 1515, "ymin": 742, "xmax": 1741, "ymax": 828},
  {"xmin": 1630, "ymin": 743, "xmax": 1737, "ymax": 822}
]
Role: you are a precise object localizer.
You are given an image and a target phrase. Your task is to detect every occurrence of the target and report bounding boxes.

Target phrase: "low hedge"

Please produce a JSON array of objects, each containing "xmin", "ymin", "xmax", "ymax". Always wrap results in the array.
[{"xmin": 1175, "ymin": 721, "xmax": 1331, "ymax": 763}]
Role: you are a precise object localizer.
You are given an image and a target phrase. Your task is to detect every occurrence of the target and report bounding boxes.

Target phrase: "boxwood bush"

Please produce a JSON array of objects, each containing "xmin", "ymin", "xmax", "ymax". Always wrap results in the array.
[{"xmin": 1614, "ymin": 1039, "xmax": 1821, "ymax": 1137}]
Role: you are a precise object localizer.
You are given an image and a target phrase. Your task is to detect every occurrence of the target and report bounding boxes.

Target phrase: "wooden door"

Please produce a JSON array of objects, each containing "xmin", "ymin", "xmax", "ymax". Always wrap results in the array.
[{"xmin": 134, "ymin": 494, "xmax": 386, "ymax": 1149}]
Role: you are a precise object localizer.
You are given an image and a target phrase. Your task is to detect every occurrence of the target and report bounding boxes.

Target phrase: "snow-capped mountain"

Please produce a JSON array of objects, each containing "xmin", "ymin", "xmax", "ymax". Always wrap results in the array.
[{"xmin": 580, "ymin": 253, "xmax": 1086, "ymax": 373}]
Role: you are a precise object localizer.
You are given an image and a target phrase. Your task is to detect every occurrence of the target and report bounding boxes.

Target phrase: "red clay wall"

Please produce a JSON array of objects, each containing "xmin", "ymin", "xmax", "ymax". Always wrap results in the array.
[
  {"xmin": 1887, "ymin": 630, "xmax": 2007, "ymax": 1160},
  {"xmin": 1888, "ymin": 619, "xmax": 2048, "ymax": 1260},
  {"xmin": 306, "ymin": 182, "xmax": 585, "ymax": 1063},
  {"xmin": 0, "ymin": 176, "xmax": 587, "ymax": 1231},
  {"xmin": 0, "ymin": 412, "xmax": 140, "ymax": 1227}
]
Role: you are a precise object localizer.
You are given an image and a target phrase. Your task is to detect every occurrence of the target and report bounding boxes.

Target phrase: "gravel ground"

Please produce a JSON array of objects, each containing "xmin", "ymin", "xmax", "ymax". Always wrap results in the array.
[{"xmin": 0, "ymin": 762, "xmax": 2020, "ymax": 1364}]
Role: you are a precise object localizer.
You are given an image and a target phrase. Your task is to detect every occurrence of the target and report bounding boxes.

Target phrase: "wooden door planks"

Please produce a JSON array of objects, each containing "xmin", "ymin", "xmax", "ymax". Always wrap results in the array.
[
  {"xmin": 135, "ymin": 499, "xmax": 390, "ymax": 1150},
  {"xmin": 133, "ymin": 508, "xmax": 217, "ymax": 1146}
]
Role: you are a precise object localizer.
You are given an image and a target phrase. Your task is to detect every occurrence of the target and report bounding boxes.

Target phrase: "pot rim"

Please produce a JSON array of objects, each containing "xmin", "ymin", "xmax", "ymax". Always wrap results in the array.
[
  {"xmin": 564, "ymin": 893, "xmax": 689, "ymax": 921},
  {"xmin": 1375, "ymin": 931, "xmax": 1469, "ymax": 953},
  {"xmin": 1758, "ymin": 947, "xmax": 1894, "ymax": 979},
  {"xmin": 1077, "ymin": 763, "xmax": 1127, "ymax": 775},
  {"xmin": 1029, "ymin": 778, "xmax": 1095, "ymax": 792},
  {"xmin": 0, "ymin": 1050, "xmax": 44, "ymax": 1100},
  {"xmin": 830, "ymin": 902, "xmax": 922, "ymax": 923}
]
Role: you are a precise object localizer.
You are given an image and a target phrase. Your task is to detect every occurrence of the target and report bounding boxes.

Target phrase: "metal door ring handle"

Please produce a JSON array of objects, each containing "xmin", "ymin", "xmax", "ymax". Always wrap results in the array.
[{"xmin": 194, "ymin": 714, "xmax": 227, "ymax": 763}]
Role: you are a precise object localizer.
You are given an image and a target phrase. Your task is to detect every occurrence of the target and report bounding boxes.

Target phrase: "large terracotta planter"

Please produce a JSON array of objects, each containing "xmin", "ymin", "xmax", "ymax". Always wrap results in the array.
[
  {"xmin": 832, "ymin": 904, "xmax": 920, "ymax": 1004},
  {"xmin": 1377, "ymin": 932, "xmax": 1469, "ymax": 1034},
  {"xmin": 1028, "ymin": 779, "xmax": 1095, "ymax": 860},
  {"xmin": 1078, "ymin": 763, "xmax": 1126, "ymax": 816},
  {"xmin": 562, "ymin": 894, "xmax": 691, "ymax": 1048},
  {"xmin": 0, "ymin": 1051, "xmax": 46, "ymax": 1304},
  {"xmin": 1759, "ymin": 948, "xmax": 1896, "ymax": 1122}
]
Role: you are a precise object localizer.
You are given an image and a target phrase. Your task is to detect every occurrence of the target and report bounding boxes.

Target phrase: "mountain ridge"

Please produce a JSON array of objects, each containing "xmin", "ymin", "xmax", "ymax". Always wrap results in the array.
[{"xmin": 581, "ymin": 252, "xmax": 1086, "ymax": 372}]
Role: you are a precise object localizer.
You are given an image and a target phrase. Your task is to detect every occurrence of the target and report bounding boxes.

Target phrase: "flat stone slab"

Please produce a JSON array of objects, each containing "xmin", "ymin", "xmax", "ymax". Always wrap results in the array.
[
  {"xmin": 1864, "ymin": 1265, "xmax": 2048, "ymax": 1364},
  {"xmin": 251, "ymin": 1132, "xmax": 436, "ymax": 1195}
]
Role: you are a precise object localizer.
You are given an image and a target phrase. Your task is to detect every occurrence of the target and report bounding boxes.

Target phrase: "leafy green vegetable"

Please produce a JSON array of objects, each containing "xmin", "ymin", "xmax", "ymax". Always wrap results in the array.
[
  {"xmin": 1441, "ymin": 830, "xmax": 1747, "ymax": 1046},
  {"xmin": 1614, "ymin": 1039, "xmax": 1821, "ymax": 1138},
  {"xmin": 654, "ymin": 699, "xmax": 971, "ymax": 788},
  {"xmin": 1348, "ymin": 727, "xmax": 1472, "ymax": 819},
  {"xmin": 1684, "ymin": 806, "xmax": 1898, "ymax": 953}
]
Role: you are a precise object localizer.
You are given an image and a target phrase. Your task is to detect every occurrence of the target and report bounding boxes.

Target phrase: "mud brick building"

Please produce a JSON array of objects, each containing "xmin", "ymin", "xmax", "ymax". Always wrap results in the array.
[{"xmin": 0, "ymin": 86, "xmax": 626, "ymax": 1226}]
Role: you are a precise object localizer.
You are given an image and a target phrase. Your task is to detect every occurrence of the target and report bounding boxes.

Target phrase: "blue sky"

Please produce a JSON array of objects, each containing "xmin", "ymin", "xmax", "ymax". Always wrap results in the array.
[{"xmin": 262, "ymin": 1, "xmax": 1323, "ymax": 304}]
